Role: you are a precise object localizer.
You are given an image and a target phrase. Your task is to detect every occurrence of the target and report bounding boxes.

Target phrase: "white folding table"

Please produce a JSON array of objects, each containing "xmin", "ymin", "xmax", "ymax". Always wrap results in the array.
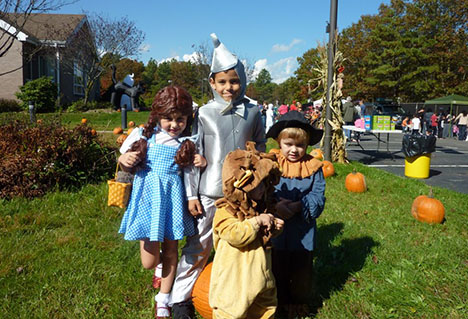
[{"xmin": 343, "ymin": 125, "xmax": 403, "ymax": 154}]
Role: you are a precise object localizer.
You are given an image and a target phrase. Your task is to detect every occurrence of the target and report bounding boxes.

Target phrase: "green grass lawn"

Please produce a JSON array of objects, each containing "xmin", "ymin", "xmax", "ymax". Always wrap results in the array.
[
  {"xmin": 0, "ymin": 110, "xmax": 151, "ymax": 148},
  {"xmin": 0, "ymin": 110, "xmax": 150, "ymax": 131},
  {"xmin": 1, "ymin": 162, "xmax": 467, "ymax": 318},
  {"xmin": 41, "ymin": 110, "xmax": 151, "ymax": 131}
]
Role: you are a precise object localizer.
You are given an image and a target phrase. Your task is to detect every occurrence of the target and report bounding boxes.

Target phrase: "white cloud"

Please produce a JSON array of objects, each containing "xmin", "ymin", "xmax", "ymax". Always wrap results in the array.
[
  {"xmin": 158, "ymin": 51, "xmax": 202, "ymax": 64},
  {"xmin": 139, "ymin": 43, "xmax": 151, "ymax": 53},
  {"xmin": 271, "ymin": 39, "xmax": 303, "ymax": 53},
  {"xmin": 253, "ymin": 57, "xmax": 298, "ymax": 84},
  {"xmin": 252, "ymin": 59, "xmax": 268, "ymax": 79},
  {"xmin": 182, "ymin": 51, "xmax": 202, "ymax": 63},
  {"xmin": 159, "ymin": 56, "xmax": 180, "ymax": 63}
]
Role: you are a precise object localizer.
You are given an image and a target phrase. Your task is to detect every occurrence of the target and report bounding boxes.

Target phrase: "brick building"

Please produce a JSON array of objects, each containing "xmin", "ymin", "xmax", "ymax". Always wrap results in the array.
[{"xmin": 0, "ymin": 13, "xmax": 99, "ymax": 104}]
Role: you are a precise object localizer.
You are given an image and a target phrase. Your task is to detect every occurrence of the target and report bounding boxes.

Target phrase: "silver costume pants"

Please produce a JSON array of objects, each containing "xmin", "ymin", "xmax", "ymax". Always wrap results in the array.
[{"xmin": 169, "ymin": 195, "xmax": 216, "ymax": 306}]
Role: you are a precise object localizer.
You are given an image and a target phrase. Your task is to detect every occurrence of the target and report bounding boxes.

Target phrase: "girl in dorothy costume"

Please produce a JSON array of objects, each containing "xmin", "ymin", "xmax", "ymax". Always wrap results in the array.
[{"xmin": 118, "ymin": 86, "xmax": 206, "ymax": 318}]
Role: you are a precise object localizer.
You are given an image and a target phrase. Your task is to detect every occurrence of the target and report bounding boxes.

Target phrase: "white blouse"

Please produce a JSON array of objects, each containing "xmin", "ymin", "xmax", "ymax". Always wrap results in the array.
[{"xmin": 120, "ymin": 127, "xmax": 198, "ymax": 200}]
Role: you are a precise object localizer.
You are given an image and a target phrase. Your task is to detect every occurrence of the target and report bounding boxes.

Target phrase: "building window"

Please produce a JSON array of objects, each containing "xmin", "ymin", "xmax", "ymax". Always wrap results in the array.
[
  {"xmin": 73, "ymin": 61, "xmax": 85, "ymax": 96},
  {"xmin": 38, "ymin": 56, "xmax": 57, "ymax": 82}
]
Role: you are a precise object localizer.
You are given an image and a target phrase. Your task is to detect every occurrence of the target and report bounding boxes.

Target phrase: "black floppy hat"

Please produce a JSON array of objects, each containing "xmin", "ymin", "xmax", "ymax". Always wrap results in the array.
[{"xmin": 266, "ymin": 110, "xmax": 323, "ymax": 146}]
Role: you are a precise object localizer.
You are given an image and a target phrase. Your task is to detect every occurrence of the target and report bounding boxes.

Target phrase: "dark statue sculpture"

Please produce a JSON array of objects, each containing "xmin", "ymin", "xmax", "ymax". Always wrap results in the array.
[{"xmin": 110, "ymin": 64, "xmax": 145, "ymax": 110}]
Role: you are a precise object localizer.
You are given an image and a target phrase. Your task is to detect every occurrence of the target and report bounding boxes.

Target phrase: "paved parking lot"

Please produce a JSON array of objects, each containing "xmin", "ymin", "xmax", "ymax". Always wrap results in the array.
[{"xmin": 345, "ymin": 132, "xmax": 468, "ymax": 194}]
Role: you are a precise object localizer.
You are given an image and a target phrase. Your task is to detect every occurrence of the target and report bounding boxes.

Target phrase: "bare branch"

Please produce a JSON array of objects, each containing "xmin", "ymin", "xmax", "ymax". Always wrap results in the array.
[
  {"xmin": 0, "ymin": 0, "xmax": 77, "ymax": 58},
  {"xmin": 63, "ymin": 13, "xmax": 145, "ymax": 104}
]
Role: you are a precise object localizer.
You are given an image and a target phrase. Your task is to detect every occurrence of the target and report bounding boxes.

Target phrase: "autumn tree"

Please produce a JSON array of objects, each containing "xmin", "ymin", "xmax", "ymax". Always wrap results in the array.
[
  {"xmin": 252, "ymin": 69, "xmax": 277, "ymax": 103},
  {"xmin": 190, "ymin": 40, "xmax": 212, "ymax": 104},
  {"xmin": 295, "ymin": 47, "xmax": 323, "ymax": 101},
  {"xmin": 273, "ymin": 77, "xmax": 301, "ymax": 105},
  {"xmin": 171, "ymin": 61, "xmax": 200, "ymax": 100},
  {"xmin": 339, "ymin": 0, "xmax": 468, "ymax": 101},
  {"xmin": 99, "ymin": 57, "xmax": 144, "ymax": 98},
  {"xmin": 65, "ymin": 13, "xmax": 145, "ymax": 104}
]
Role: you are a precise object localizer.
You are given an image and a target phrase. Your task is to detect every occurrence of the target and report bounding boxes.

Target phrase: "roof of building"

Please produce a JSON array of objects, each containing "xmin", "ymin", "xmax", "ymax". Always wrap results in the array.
[{"xmin": 2, "ymin": 13, "xmax": 86, "ymax": 43}]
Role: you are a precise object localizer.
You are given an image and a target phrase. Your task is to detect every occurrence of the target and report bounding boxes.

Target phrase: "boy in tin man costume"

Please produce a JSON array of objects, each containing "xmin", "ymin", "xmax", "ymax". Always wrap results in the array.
[{"xmin": 169, "ymin": 34, "xmax": 266, "ymax": 318}]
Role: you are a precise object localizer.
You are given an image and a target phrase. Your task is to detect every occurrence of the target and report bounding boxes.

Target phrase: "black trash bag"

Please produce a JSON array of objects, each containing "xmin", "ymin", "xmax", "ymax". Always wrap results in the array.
[{"xmin": 402, "ymin": 134, "xmax": 436, "ymax": 157}]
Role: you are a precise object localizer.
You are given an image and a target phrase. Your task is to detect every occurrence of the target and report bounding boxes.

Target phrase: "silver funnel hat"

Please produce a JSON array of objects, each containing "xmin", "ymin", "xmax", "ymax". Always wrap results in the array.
[
  {"xmin": 210, "ymin": 33, "xmax": 238, "ymax": 73},
  {"xmin": 209, "ymin": 33, "xmax": 247, "ymax": 107}
]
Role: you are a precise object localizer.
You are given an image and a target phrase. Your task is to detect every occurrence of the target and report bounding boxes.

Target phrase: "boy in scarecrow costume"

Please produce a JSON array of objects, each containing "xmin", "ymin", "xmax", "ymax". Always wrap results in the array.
[{"xmin": 209, "ymin": 142, "xmax": 284, "ymax": 319}]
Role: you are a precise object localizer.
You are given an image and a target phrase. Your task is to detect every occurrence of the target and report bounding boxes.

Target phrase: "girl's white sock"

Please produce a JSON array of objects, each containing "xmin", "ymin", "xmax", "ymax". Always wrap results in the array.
[
  {"xmin": 155, "ymin": 262, "xmax": 163, "ymax": 277},
  {"xmin": 155, "ymin": 292, "xmax": 170, "ymax": 317}
]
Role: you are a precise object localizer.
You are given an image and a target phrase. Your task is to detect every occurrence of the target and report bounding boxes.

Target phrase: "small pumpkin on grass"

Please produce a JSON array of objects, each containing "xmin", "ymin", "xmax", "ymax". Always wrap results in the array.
[
  {"xmin": 127, "ymin": 127, "xmax": 134, "ymax": 136},
  {"xmin": 90, "ymin": 129, "xmax": 97, "ymax": 136},
  {"xmin": 192, "ymin": 262, "xmax": 213, "ymax": 319},
  {"xmin": 322, "ymin": 160, "xmax": 335, "ymax": 178},
  {"xmin": 128, "ymin": 121, "xmax": 135, "ymax": 127},
  {"xmin": 310, "ymin": 148, "xmax": 323, "ymax": 161},
  {"xmin": 345, "ymin": 169, "xmax": 367, "ymax": 193},
  {"xmin": 411, "ymin": 188, "xmax": 445, "ymax": 224},
  {"xmin": 113, "ymin": 127, "xmax": 123, "ymax": 135},
  {"xmin": 81, "ymin": 118, "xmax": 87, "ymax": 124}
]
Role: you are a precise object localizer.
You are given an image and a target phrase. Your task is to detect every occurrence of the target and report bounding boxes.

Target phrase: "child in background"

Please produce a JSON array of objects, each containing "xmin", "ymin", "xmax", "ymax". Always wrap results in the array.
[
  {"xmin": 266, "ymin": 110, "xmax": 326, "ymax": 318},
  {"xmin": 118, "ymin": 86, "xmax": 206, "ymax": 318},
  {"xmin": 402, "ymin": 115, "xmax": 411, "ymax": 133},
  {"xmin": 210, "ymin": 142, "xmax": 284, "ymax": 318},
  {"xmin": 411, "ymin": 113, "xmax": 421, "ymax": 134},
  {"xmin": 169, "ymin": 34, "xmax": 266, "ymax": 318}
]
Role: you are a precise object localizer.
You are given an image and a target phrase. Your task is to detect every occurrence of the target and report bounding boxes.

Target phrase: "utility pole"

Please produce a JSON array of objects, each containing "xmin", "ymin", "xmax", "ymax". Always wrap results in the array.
[{"xmin": 324, "ymin": 0, "xmax": 338, "ymax": 161}]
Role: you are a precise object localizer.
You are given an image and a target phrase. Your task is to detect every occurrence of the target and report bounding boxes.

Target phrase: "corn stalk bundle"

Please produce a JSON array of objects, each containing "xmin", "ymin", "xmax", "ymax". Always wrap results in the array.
[{"xmin": 311, "ymin": 37, "xmax": 348, "ymax": 163}]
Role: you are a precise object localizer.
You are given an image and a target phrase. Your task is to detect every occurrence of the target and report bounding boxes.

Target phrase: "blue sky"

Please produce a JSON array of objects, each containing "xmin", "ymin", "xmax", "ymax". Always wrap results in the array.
[{"xmin": 53, "ymin": 0, "xmax": 390, "ymax": 83}]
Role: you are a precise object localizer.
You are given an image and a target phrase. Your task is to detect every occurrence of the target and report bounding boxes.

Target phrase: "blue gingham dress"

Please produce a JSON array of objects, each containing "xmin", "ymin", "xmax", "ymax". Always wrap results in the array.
[{"xmin": 118, "ymin": 134, "xmax": 196, "ymax": 241}]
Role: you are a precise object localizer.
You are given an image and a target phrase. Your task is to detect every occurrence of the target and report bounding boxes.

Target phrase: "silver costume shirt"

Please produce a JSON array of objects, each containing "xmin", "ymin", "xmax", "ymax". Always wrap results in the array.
[{"xmin": 193, "ymin": 101, "xmax": 266, "ymax": 198}]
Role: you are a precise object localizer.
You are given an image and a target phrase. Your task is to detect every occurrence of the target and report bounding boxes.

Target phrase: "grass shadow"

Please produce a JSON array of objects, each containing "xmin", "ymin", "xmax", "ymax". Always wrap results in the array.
[{"xmin": 309, "ymin": 222, "xmax": 379, "ymax": 315}]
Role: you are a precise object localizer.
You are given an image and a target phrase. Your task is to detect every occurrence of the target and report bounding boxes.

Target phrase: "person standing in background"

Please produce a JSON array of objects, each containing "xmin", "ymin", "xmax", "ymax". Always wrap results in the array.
[
  {"xmin": 430, "ymin": 112, "xmax": 438, "ymax": 136},
  {"xmin": 454, "ymin": 111, "xmax": 468, "ymax": 141},
  {"xmin": 342, "ymin": 96, "xmax": 357, "ymax": 141}
]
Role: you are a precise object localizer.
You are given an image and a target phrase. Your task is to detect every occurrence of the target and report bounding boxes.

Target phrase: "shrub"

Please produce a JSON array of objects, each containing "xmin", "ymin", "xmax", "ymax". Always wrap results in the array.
[
  {"xmin": 0, "ymin": 98, "xmax": 22, "ymax": 113},
  {"xmin": 0, "ymin": 119, "xmax": 117, "ymax": 199},
  {"xmin": 15, "ymin": 77, "xmax": 57, "ymax": 113}
]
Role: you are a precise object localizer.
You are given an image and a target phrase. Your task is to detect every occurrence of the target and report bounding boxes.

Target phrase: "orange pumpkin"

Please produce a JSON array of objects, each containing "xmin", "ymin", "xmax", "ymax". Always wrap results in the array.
[
  {"xmin": 411, "ymin": 189, "xmax": 445, "ymax": 224},
  {"xmin": 310, "ymin": 148, "xmax": 323, "ymax": 161},
  {"xmin": 116, "ymin": 134, "xmax": 127, "ymax": 145},
  {"xmin": 128, "ymin": 121, "xmax": 135, "ymax": 127},
  {"xmin": 139, "ymin": 124, "xmax": 145, "ymax": 128},
  {"xmin": 192, "ymin": 262, "xmax": 213, "ymax": 319},
  {"xmin": 81, "ymin": 118, "xmax": 87, "ymax": 124},
  {"xmin": 90, "ymin": 129, "xmax": 97, "ymax": 136},
  {"xmin": 127, "ymin": 127, "xmax": 134, "ymax": 136},
  {"xmin": 113, "ymin": 127, "xmax": 123, "ymax": 135},
  {"xmin": 345, "ymin": 169, "xmax": 367, "ymax": 192},
  {"xmin": 322, "ymin": 160, "xmax": 335, "ymax": 178}
]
